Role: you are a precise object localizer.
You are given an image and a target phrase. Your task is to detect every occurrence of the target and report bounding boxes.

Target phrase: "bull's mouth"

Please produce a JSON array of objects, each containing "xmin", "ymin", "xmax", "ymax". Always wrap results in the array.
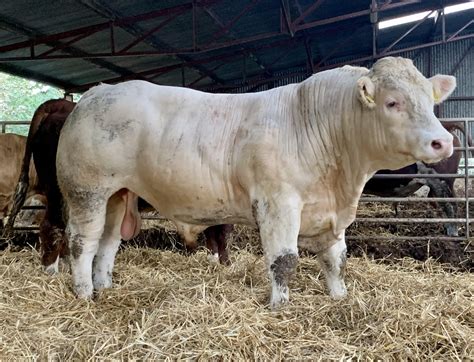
[{"xmin": 421, "ymin": 155, "xmax": 445, "ymax": 164}]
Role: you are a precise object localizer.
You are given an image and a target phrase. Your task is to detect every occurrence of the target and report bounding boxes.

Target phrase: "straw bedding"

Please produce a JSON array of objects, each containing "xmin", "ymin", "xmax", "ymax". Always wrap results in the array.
[{"xmin": 1, "ymin": 245, "xmax": 472, "ymax": 359}]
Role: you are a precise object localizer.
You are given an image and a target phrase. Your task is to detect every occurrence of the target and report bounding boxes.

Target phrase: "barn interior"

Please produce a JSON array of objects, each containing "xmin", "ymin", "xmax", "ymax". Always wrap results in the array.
[{"xmin": 0, "ymin": 1, "xmax": 473, "ymax": 359}]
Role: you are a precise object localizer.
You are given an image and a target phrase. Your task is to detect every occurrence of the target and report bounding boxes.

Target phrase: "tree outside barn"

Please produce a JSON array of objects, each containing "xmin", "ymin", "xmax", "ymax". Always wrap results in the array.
[{"xmin": 0, "ymin": 72, "xmax": 80, "ymax": 135}]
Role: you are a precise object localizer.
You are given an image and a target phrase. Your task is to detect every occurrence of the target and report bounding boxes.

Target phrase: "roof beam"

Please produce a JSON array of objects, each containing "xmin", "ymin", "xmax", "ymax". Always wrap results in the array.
[
  {"xmin": 202, "ymin": 4, "xmax": 271, "ymax": 75},
  {"xmin": 65, "ymin": 35, "xmax": 308, "ymax": 92},
  {"xmin": 0, "ymin": 0, "xmax": 436, "ymax": 61},
  {"xmin": 380, "ymin": 10, "xmax": 437, "ymax": 55},
  {"xmin": 0, "ymin": 13, "xmax": 135, "ymax": 81},
  {"xmin": 207, "ymin": 0, "xmax": 261, "ymax": 46},
  {"xmin": 291, "ymin": 0, "xmax": 325, "ymax": 29},
  {"xmin": 77, "ymin": 0, "xmax": 226, "ymax": 85},
  {"xmin": 280, "ymin": 0, "xmax": 295, "ymax": 37}
]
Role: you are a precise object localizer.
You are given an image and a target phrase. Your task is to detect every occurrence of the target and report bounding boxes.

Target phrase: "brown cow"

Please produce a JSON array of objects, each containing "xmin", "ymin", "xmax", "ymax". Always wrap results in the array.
[
  {"xmin": 0, "ymin": 133, "xmax": 42, "ymax": 227},
  {"xmin": 6, "ymin": 99, "xmax": 231, "ymax": 273}
]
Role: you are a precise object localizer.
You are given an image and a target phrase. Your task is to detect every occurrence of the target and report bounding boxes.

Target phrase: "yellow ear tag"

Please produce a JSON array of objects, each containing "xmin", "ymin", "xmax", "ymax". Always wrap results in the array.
[
  {"xmin": 366, "ymin": 95, "xmax": 375, "ymax": 103},
  {"xmin": 433, "ymin": 90, "xmax": 440, "ymax": 103}
]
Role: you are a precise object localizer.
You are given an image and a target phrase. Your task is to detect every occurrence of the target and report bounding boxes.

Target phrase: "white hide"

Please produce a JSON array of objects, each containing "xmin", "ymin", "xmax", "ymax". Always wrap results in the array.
[{"xmin": 57, "ymin": 56, "xmax": 455, "ymax": 305}]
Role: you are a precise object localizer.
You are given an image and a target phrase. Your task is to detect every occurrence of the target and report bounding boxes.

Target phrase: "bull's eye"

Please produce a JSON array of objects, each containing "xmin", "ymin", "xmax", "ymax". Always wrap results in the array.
[{"xmin": 387, "ymin": 101, "xmax": 397, "ymax": 108}]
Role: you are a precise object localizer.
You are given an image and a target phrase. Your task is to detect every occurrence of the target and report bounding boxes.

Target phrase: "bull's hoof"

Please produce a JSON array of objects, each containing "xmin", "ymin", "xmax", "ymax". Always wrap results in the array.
[
  {"xmin": 269, "ymin": 285, "xmax": 290, "ymax": 309},
  {"xmin": 73, "ymin": 282, "xmax": 94, "ymax": 300},
  {"xmin": 329, "ymin": 286, "xmax": 347, "ymax": 300}
]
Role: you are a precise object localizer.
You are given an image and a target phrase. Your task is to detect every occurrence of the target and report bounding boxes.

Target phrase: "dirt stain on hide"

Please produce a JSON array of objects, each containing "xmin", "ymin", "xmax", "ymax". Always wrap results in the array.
[
  {"xmin": 69, "ymin": 233, "xmax": 84, "ymax": 259},
  {"xmin": 271, "ymin": 252, "xmax": 298, "ymax": 287}
]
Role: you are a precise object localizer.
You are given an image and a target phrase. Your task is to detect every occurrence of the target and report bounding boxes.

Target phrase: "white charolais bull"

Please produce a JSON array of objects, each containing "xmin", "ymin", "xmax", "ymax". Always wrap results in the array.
[{"xmin": 57, "ymin": 57, "xmax": 455, "ymax": 307}]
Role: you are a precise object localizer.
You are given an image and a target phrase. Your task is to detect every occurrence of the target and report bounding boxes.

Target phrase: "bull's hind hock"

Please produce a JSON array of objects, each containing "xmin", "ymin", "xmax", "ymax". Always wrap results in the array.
[
  {"xmin": 93, "ymin": 192, "xmax": 129, "ymax": 291},
  {"xmin": 64, "ymin": 189, "xmax": 109, "ymax": 299}
]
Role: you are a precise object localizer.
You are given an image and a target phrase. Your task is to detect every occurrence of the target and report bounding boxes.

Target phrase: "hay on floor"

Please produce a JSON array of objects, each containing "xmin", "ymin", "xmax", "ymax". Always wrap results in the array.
[{"xmin": 0, "ymin": 247, "xmax": 472, "ymax": 359}]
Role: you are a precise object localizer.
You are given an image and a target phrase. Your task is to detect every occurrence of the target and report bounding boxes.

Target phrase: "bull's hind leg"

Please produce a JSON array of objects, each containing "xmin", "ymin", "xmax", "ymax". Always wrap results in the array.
[
  {"xmin": 92, "ymin": 194, "xmax": 124, "ymax": 291},
  {"xmin": 252, "ymin": 193, "xmax": 302, "ymax": 308},
  {"xmin": 318, "ymin": 232, "xmax": 347, "ymax": 299},
  {"xmin": 66, "ymin": 194, "xmax": 108, "ymax": 299}
]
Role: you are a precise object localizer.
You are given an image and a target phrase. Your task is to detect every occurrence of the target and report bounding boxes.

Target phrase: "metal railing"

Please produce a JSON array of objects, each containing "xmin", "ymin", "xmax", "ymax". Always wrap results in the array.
[
  {"xmin": 348, "ymin": 117, "xmax": 473, "ymax": 242},
  {"xmin": 2, "ymin": 118, "xmax": 473, "ymax": 241}
]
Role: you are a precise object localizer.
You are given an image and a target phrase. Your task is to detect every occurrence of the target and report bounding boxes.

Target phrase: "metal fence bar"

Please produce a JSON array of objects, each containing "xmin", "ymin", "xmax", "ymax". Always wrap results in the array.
[
  {"xmin": 356, "ymin": 217, "xmax": 471, "ymax": 223},
  {"xmin": 359, "ymin": 197, "xmax": 473, "ymax": 202},
  {"xmin": 371, "ymin": 174, "xmax": 467, "ymax": 178},
  {"xmin": 346, "ymin": 235, "xmax": 467, "ymax": 242}
]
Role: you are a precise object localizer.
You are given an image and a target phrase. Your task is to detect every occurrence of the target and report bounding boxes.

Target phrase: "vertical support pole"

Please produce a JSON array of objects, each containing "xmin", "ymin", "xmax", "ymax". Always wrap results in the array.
[
  {"xmin": 192, "ymin": 0, "xmax": 197, "ymax": 51},
  {"xmin": 370, "ymin": 0, "xmax": 378, "ymax": 58},
  {"xmin": 441, "ymin": 9, "xmax": 446, "ymax": 42},
  {"xmin": 464, "ymin": 119, "xmax": 470, "ymax": 239},
  {"xmin": 427, "ymin": 47, "xmax": 431, "ymax": 77},
  {"xmin": 242, "ymin": 55, "xmax": 247, "ymax": 84},
  {"xmin": 110, "ymin": 21, "xmax": 115, "ymax": 54},
  {"xmin": 1, "ymin": 123, "xmax": 6, "ymax": 134},
  {"xmin": 181, "ymin": 64, "xmax": 185, "ymax": 87}
]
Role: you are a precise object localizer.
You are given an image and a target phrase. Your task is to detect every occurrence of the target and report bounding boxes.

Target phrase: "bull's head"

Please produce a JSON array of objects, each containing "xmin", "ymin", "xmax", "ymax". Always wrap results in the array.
[{"xmin": 357, "ymin": 57, "xmax": 455, "ymax": 168}]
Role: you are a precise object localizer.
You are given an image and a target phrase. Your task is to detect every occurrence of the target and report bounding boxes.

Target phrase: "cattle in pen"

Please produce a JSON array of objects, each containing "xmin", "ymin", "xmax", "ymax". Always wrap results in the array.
[
  {"xmin": 0, "ymin": 133, "xmax": 43, "ymax": 228},
  {"xmin": 55, "ymin": 57, "xmax": 455, "ymax": 307}
]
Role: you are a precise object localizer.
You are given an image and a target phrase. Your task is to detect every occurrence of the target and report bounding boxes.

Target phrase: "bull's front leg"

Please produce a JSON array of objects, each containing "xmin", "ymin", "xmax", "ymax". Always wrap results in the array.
[
  {"xmin": 318, "ymin": 231, "xmax": 348, "ymax": 299},
  {"xmin": 252, "ymin": 192, "xmax": 302, "ymax": 308}
]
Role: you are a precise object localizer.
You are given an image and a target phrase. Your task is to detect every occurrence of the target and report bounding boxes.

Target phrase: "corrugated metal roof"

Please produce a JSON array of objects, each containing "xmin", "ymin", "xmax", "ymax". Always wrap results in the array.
[{"xmin": 0, "ymin": 0, "xmax": 472, "ymax": 92}]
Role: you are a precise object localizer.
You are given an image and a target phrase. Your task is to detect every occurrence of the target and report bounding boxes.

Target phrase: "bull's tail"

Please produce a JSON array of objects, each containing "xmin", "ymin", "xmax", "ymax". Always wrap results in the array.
[{"xmin": 4, "ymin": 103, "xmax": 51, "ymax": 233}]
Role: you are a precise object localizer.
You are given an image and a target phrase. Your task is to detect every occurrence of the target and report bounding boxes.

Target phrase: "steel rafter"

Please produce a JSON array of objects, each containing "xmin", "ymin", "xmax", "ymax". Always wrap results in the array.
[
  {"xmin": 291, "ymin": 0, "xmax": 325, "ymax": 30},
  {"xmin": 77, "ymin": 0, "xmax": 226, "ymax": 85},
  {"xmin": 207, "ymin": 0, "xmax": 261, "ymax": 46},
  {"xmin": 380, "ymin": 10, "xmax": 437, "ymax": 55},
  {"xmin": 0, "ymin": 0, "xmax": 433, "ymax": 62},
  {"xmin": 65, "ymin": 35, "xmax": 308, "ymax": 92},
  {"xmin": 450, "ymin": 42, "xmax": 474, "ymax": 75},
  {"xmin": 0, "ymin": 13, "xmax": 135, "ymax": 82},
  {"xmin": 294, "ymin": 0, "xmax": 315, "ymax": 74},
  {"xmin": 202, "ymin": 3, "xmax": 271, "ymax": 76},
  {"xmin": 117, "ymin": 9, "xmax": 188, "ymax": 54}
]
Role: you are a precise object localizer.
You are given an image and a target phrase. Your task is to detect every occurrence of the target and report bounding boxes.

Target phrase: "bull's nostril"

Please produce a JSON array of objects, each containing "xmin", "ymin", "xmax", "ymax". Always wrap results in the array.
[{"xmin": 431, "ymin": 140, "xmax": 442, "ymax": 150}]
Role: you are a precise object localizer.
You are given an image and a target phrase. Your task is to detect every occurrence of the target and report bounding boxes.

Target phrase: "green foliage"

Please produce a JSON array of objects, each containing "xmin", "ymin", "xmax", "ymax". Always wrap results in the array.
[{"xmin": 0, "ymin": 72, "xmax": 65, "ymax": 135}]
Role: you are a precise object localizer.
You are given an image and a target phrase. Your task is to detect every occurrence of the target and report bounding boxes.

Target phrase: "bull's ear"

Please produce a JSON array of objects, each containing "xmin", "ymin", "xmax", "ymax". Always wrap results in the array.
[
  {"xmin": 357, "ymin": 76, "xmax": 376, "ymax": 109},
  {"xmin": 429, "ymin": 74, "xmax": 456, "ymax": 104}
]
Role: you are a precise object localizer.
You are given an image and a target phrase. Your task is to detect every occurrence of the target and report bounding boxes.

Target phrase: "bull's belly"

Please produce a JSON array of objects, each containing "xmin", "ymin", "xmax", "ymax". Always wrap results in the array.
[{"xmin": 132, "ymin": 178, "xmax": 253, "ymax": 227}]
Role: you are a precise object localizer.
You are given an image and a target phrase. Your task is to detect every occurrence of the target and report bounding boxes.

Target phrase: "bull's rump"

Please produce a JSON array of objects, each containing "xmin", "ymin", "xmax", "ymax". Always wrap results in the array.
[{"xmin": 58, "ymin": 81, "xmax": 277, "ymax": 224}]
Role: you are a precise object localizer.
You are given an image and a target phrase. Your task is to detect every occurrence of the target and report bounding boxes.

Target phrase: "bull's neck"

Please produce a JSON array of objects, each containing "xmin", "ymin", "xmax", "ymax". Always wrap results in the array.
[{"xmin": 290, "ymin": 75, "xmax": 385, "ymax": 201}]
